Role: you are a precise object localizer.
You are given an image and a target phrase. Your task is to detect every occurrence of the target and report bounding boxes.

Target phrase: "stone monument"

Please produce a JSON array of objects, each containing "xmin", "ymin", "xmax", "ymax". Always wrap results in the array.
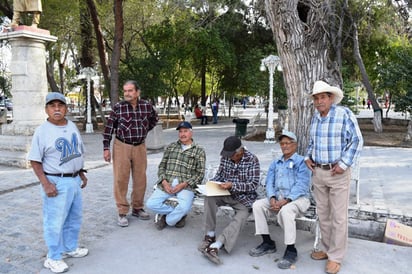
[{"xmin": 0, "ymin": 26, "xmax": 57, "ymax": 168}]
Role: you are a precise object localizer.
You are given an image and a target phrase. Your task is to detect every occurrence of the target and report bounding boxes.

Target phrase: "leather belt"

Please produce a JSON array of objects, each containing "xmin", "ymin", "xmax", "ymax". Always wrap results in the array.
[
  {"xmin": 44, "ymin": 171, "xmax": 80, "ymax": 177},
  {"xmin": 314, "ymin": 163, "xmax": 336, "ymax": 170},
  {"xmin": 116, "ymin": 136, "xmax": 143, "ymax": 146}
]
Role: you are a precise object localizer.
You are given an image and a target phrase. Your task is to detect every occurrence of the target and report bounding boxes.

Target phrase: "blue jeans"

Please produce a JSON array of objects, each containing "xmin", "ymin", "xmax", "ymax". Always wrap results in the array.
[
  {"xmin": 146, "ymin": 187, "xmax": 195, "ymax": 226},
  {"xmin": 42, "ymin": 175, "xmax": 83, "ymax": 260},
  {"xmin": 212, "ymin": 111, "xmax": 218, "ymax": 124}
]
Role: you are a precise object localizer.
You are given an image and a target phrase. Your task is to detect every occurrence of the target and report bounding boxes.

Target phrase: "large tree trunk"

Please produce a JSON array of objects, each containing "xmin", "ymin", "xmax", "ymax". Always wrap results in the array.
[
  {"xmin": 265, "ymin": 0, "xmax": 341, "ymax": 154},
  {"xmin": 87, "ymin": 0, "xmax": 111, "ymax": 103},
  {"xmin": 110, "ymin": 0, "xmax": 124, "ymax": 106},
  {"xmin": 79, "ymin": 1, "xmax": 97, "ymax": 130}
]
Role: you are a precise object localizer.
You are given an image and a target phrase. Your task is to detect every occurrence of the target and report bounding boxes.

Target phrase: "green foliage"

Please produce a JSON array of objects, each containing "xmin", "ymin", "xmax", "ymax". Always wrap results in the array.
[{"xmin": 377, "ymin": 37, "xmax": 412, "ymax": 115}]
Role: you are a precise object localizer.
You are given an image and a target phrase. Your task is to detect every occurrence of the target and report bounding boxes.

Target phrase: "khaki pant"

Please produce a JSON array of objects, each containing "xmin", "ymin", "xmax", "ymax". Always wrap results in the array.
[
  {"xmin": 253, "ymin": 197, "xmax": 310, "ymax": 245},
  {"xmin": 203, "ymin": 195, "xmax": 249, "ymax": 253},
  {"xmin": 113, "ymin": 139, "xmax": 147, "ymax": 215},
  {"xmin": 312, "ymin": 167, "xmax": 351, "ymax": 263}
]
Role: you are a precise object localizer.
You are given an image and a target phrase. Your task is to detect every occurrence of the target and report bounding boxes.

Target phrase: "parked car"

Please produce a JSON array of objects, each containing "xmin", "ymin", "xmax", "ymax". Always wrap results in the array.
[{"xmin": 0, "ymin": 97, "xmax": 13, "ymax": 123}]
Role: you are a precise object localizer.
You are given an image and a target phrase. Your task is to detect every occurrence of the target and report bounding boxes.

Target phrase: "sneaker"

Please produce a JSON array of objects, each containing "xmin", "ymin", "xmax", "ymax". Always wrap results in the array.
[
  {"xmin": 62, "ymin": 247, "xmax": 89, "ymax": 258},
  {"xmin": 202, "ymin": 247, "xmax": 222, "ymax": 264},
  {"xmin": 175, "ymin": 215, "xmax": 187, "ymax": 228},
  {"xmin": 197, "ymin": 235, "xmax": 216, "ymax": 252},
  {"xmin": 277, "ymin": 249, "xmax": 297, "ymax": 269},
  {"xmin": 249, "ymin": 242, "xmax": 277, "ymax": 257},
  {"xmin": 311, "ymin": 250, "xmax": 328, "ymax": 260},
  {"xmin": 117, "ymin": 214, "xmax": 129, "ymax": 227},
  {"xmin": 132, "ymin": 208, "xmax": 150, "ymax": 220},
  {"xmin": 155, "ymin": 214, "xmax": 167, "ymax": 230},
  {"xmin": 44, "ymin": 258, "xmax": 69, "ymax": 273}
]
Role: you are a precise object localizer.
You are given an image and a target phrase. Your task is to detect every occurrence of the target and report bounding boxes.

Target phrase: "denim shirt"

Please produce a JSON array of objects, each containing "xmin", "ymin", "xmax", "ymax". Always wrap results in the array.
[{"xmin": 265, "ymin": 152, "xmax": 311, "ymax": 201}]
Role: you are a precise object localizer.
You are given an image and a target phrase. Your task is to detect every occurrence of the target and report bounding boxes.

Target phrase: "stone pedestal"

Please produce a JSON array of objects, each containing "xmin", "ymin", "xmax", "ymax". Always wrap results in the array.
[
  {"xmin": 0, "ymin": 27, "xmax": 57, "ymax": 168},
  {"xmin": 146, "ymin": 121, "xmax": 165, "ymax": 151}
]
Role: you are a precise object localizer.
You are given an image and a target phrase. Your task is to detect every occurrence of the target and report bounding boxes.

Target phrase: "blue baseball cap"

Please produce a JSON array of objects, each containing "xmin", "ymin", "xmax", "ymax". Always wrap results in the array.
[
  {"xmin": 45, "ymin": 92, "xmax": 66, "ymax": 105},
  {"xmin": 176, "ymin": 121, "xmax": 192, "ymax": 130},
  {"xmin": 278, "ymin": 130, "xmax": 297, "ymax": 141}
]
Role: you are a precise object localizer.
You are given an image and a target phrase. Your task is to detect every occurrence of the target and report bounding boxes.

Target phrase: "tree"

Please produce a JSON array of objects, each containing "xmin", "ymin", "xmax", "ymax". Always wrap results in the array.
[{"xmin": 264, "ymin": 0, "xmax": 342, "ymax": 153}]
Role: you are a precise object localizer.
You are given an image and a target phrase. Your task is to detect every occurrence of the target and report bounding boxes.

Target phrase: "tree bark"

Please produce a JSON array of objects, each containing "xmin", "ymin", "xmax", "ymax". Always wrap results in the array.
[
  {"xmin": 110, "ymin": 0, "xmax": 124, "ymax": 106},
  {"xmin": 352, "ymin": 21, "xmax": 382, "ymax": 132},
  {"xmin": 87, "ymin": 0, "xmax": 111, "ymax": 103},
  {"xmin": 265, "ymin": 0, "xmax": 341, "ymax": 154}
]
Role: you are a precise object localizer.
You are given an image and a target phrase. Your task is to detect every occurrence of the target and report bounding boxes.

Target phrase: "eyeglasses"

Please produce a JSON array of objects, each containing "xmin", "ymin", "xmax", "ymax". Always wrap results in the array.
[{"xmin": 279, "ymin": 141, "xmax": 295, "ymax": 146}]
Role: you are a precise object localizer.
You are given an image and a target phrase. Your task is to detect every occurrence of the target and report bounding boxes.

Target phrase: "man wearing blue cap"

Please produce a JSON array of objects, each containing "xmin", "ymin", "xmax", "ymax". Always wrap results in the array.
[
  {"xmin": 28, "ymin": 92, "xmax": 88, "ymax": 273},
  {"xmin": 146, "ymin": 121, "xmax": 206, "ymax": 230},
  {"xmin": 249, "ymin": 130, "xmax": 311, "ymax": 270}
]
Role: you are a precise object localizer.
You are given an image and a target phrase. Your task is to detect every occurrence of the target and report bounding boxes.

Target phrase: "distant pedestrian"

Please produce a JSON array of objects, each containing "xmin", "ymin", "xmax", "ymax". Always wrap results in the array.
[
  {"xmin": 103, "ymin": 80, "xmax": 158, "ymax": 227},
  {"xmin": 305, "ymin": 80, "xmax": 363, "ymax": 274},
  {"xmin": 212, "ymin": 99, "xmax": 219, "ymax": 124},
  {"xmin": 362, "ymin": 98, "xmax": 365, "ymax": 108},
  {"xmin": 28, "ymin": 92, "xmax": 89, "ymax": 273},
  {"xmin": 194, "ymin": 104, "xmax": 208, "ymax": 125},
  {"xmin": 367, "ymin": 99, "xmax": 371, "ymax": 109}
]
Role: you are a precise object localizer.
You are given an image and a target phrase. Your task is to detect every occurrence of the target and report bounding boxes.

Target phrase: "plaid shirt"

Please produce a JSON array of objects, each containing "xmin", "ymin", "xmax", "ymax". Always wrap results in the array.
[
  {"xmin": 156, "ymin": 140, "xmax": 206, "ymax": 190},
  {"xmin": 212, "ymin": 149, "xmax": 260, "ymax": 208},
  {"xmin": 103, "ymin": 99, "xmax": 158, "ymax": 150},
  {"xmin": 306, "ymin": 104, "xmax": 363, "ymax": 170}
]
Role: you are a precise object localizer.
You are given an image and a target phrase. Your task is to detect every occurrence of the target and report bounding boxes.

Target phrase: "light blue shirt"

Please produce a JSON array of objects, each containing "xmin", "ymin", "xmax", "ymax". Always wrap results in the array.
[
  {"xmin": 265, "ymin": 152, "xmax": 311, "ymax": 201},
  {"xmin": 305, "ymin": 105, "xmax": 363, "ymax": 170}
]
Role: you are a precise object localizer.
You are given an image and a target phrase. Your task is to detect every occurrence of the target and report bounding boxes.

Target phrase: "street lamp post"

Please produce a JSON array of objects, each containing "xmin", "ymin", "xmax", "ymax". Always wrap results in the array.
[
  {"xmin": 79, "ymin": 67, "xmax": 97, "ymax": 133},
  {"xmin": 260, "ymin": 55, "xmax": 281, "ymax": 143}
]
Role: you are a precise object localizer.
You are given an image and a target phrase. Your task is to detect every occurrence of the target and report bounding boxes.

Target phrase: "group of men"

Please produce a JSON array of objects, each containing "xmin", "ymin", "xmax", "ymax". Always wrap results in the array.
[{"xmin": 29, "ymin": 79, "xmax": 362, "ymax": 274}]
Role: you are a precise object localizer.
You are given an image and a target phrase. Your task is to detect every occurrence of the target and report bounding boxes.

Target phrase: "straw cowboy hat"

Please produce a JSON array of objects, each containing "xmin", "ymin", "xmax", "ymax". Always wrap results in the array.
[{"xmin": 310, "ymin": 80, "xmax": 344, "ymax": 104}]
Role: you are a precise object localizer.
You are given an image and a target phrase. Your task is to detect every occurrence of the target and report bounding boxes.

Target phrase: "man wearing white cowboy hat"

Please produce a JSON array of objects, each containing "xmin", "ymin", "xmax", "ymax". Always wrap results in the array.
[{"xmin": 304, "ymin": 80, "xmax": 363, "ymax": 274}]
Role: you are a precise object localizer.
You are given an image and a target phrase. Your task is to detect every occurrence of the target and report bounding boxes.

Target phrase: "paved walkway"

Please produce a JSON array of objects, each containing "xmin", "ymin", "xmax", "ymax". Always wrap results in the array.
[{"xmin": 0, "ymin": 108, "xmax": 411, "ymax": 274}]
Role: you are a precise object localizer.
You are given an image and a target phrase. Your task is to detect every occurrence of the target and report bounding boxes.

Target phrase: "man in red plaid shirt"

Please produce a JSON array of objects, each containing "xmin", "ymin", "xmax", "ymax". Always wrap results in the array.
[{"xmin": 103, "ymin": 80, "xmax": 158, "ymax": 227}]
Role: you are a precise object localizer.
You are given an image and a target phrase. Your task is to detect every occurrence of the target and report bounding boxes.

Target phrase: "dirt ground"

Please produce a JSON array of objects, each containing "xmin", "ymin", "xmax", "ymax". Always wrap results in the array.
[
  {"xmin": 245, "ymin": 121, "xmax": 412, "ymax": 148},
  {"xmin": 358, "ymin": 122, "xmax": 411, "ymax": 148}
]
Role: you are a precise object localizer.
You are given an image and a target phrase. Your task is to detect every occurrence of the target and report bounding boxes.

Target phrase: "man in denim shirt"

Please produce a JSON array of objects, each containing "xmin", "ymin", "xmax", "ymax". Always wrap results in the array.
[{"xmin": 249, "ymin": 130, "xmax": 311, "ymax": 270}]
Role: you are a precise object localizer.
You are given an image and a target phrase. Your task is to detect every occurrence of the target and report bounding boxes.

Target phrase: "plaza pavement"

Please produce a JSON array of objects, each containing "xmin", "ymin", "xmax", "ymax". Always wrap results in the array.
[{"xmin": 0, "ymin": 108, "xmax": 411, "ymax": 274}]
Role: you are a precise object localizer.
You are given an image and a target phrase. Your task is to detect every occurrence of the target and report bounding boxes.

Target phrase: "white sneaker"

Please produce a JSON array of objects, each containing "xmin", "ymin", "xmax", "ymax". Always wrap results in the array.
[
  {"xmin": 117, "ymin": 214, "xmax": 129, "ymax": 227},
  {"xmin": 44, "ymin": 258, "xmax": 69, "ymax": 273},
  {"xmin": 62, "ymin": 247, "xmax": 89, "ymax": 258}
]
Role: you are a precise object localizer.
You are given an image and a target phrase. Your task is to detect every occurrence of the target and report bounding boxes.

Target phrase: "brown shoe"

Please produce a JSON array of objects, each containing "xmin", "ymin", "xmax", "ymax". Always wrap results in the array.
[
  {"xmin": 326, "ymin": 260, "xmax": 341, "ymax": 274},
  {"xmin": 132, "ymin": 208, "xmax": 150, "ymax": 220},
  {"xmin": 197, "ymin": 235, "xmax": 216, "ymax": 252},
  {"xmin": 155, "ymin": 214, "xmax": 166, "ymax": 230},
  {"xmin": 175, "ymin": 215, "xmax": 187, "ymax": 228},
  {"xmin": 203, "ymin": 247, "xmax": 222, "ymax": 264},
  {"xmin": 311, "ymin": 250, "xmax": 328, "ymax": 260}
]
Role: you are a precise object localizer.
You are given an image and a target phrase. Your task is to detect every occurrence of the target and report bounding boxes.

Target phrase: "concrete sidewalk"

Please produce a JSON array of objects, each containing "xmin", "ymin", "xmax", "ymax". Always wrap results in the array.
[
  {"xmin": 1, "ymin": 108, "xmax": 412, "ymax": 274},
  {"xmin": 40, "ymin": 212, "xmax": 411, "ymax": 274}
]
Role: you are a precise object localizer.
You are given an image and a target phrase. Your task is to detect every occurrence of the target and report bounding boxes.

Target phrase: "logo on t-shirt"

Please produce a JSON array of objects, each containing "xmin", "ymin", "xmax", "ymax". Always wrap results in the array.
[{"xmin": 56, "ymin": 133, "xmax": 82, "ymax": 165}]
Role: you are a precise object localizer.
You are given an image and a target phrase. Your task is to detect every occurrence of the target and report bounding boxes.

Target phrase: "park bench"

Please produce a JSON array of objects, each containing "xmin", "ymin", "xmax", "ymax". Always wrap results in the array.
[
  {"xmin": 248, "ymin": 112, "xmax": 262, "ymax": 132},
  {"xmin": 153, "ymin": 157, "xmax": 360, "ymax": 251}
]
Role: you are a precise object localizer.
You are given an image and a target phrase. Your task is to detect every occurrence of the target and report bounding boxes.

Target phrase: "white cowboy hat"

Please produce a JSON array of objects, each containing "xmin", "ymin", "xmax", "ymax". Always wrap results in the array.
[{"xmin": 310, "ymin": 80, "xmax": 344, "ymax": 104}]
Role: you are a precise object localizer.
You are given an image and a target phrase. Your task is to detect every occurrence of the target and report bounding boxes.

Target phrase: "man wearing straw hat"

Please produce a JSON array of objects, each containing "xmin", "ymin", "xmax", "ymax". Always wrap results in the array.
[{"xmin": 305, "ymin": 80, "xmax": 363, "ymax": 274}]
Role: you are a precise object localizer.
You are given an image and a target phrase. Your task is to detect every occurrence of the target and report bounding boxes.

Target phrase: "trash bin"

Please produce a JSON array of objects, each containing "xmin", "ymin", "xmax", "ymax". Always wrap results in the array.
[{"xmin": 233, "ymin": 118, "xmax": 249, "ymax": 137}]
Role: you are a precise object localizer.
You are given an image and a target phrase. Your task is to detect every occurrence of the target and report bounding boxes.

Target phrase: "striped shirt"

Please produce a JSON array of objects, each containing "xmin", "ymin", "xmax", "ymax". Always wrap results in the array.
[
  {"xmin": 156, "ymin": 140, "xmax": 206, "ymax": 190},
  {"xmin": 103, "ymin": 100, "xmax": 158, "ymax": 150},
  {"xmin": 212, "ymin": 149, "xmax": 260, "ymax": 208},
  {"xmin": 306, "ymin": 105, "xmax": 363, "ymax": 170}
]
